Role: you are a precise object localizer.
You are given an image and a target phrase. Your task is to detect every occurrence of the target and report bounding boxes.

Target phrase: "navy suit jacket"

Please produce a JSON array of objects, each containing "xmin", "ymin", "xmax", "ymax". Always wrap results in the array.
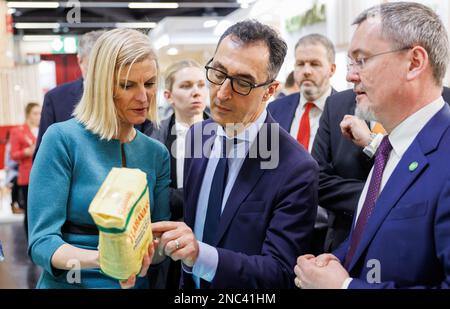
[
  {"xmin": 36, "ymin": 78, "xmax": 84, "ymax": 155},
  {"xmin": 312, "ymin": 89, "xmax": 374, "ymax": 251},
  {"xmin": 333, "ymin": 103, "xmax": 450, "ymax": 288},
  {"xmin": 182, "ymin": 113, "xmax": 318, "ymax": 288},
  {"xmin": 313, "ymin": 87, "xmax": 450, "ymax": 252},
  {"xmin": 267, "ymin": 89, "xmax": 337, "ymax": 132}
]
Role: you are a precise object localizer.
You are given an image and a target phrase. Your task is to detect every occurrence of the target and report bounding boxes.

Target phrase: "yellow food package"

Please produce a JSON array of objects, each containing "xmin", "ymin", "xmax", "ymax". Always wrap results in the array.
[{"xmin": 88, "ymin": 167, "xmax": 152, "ymax": 280}]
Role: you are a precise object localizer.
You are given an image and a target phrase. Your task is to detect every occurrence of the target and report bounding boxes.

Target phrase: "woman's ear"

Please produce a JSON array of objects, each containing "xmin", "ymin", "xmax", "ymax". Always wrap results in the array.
[{"xmin": 164, "ymin": 90, "xmax": 173, "ymax": 105}]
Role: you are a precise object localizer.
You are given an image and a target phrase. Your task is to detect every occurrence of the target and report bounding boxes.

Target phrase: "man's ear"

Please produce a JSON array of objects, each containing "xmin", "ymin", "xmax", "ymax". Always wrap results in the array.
[
  {"xmin": 329, "ymin": 63, "xmax": 337, "ymax": 77},
  {"xmin": 406, "ymin": 46, "xmax": 428, "ymax": 81},
  {"xmin": 263, "ymin": 81, "xmax": 280, "ymax": 102}
]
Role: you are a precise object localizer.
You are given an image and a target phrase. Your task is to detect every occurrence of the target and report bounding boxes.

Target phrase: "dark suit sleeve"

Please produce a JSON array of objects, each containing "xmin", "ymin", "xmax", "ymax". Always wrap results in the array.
[
  {"xmin": 169, "ymin": 187, "xmax": 184, "ymax": 220},
  {"xmin": 34, "ymin": 92, "xmax": 56, "ymax": 159},
  {"xmin": 311, "ymin": 99, "xmax": 365, "ymax": 215},
  {"xmin": 211, "ymin": 158, "xmax": 318, "ymax": 288}
]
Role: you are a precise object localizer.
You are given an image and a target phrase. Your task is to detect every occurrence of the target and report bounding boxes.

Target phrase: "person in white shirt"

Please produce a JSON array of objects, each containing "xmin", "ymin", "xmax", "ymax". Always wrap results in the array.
[
  {"xmin": 295, "ymin": 1, "xmax": 450, "ymax": 289},
  {"xmin": 151, "ymin": 59, "xmax": 208, "ymax": 220},
  {"xmin": 150, "ymin": 60, "xmax": 208, "ymax": 289},
  {"xmin": 268, "ymin": 33, "xmax": 338, "ymax": 255}
]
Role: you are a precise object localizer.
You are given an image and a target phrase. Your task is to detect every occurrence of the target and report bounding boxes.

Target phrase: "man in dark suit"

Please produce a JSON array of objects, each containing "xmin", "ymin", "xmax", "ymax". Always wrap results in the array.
[
  {"xmin": 35, "ymin": 30, "xmax": 104, "ymax": 157},
  {"xmin": 152, "ymin": 20, "xmax": 318, "ymax": 289},
  {"xmin": 268, "ymin": 33, "xmax": 337, "ymax": 254},
  {"xmin": 35, "ymin": 30, "xmax": 153, "ymax": 158},
  {"xmin": 267, "ymin": 33, "xmax": 337, "ymax": 149},
  {"xmin": 314, "ymin": 87, "xmax": 450, "ymax": 253},
  {"xmin": 295, "ymin": 2, "xmax": 450, "ymax": 289}
]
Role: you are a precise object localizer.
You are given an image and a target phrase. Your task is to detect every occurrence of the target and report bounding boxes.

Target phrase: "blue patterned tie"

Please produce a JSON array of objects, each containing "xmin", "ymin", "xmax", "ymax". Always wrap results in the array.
[
  {"xmin": 203, "ymin": 136, "xmax": 230, "ymax": 245},
  {"xmin": 344, "ymin": 135, "xmax": 392, "ymax": 270}
]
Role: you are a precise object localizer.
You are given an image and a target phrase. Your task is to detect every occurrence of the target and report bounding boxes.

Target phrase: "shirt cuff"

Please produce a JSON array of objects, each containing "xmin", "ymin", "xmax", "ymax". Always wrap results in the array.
[
  {"xmin": 181, "ymin": 263, "xmax": 193, "ymax": 274},
  {"xmin": 341, "ymin": 277, "xmax": 353, "ymax": 289},
  {"xmin": 191, "ymin": 241, "xmax": 218, "ymax": 283}
]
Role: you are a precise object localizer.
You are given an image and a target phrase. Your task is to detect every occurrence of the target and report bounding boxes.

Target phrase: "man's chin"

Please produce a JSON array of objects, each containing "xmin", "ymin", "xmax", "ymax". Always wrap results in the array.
[{"xmin": 355, "ymin": 103, "xmax": 377, "ymax": 122}]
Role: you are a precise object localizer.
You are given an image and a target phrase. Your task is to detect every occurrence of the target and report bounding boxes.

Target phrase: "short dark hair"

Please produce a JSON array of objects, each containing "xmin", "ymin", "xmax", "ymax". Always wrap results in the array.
[
  {"xmin": 295, "ymin": 33, "xmax": 335, "ymax": 64},
  {"xmin": 217, "ymin": 19, "xmax": 287, "ymax": 81}
]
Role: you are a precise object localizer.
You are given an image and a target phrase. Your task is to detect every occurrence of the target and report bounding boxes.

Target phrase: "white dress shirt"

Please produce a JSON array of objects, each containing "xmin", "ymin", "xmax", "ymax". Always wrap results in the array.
[
  {"xmin": 174, "ymin": 121, "xmax": 190, "ymax": 189},
  {"xmin": 289, "ymin": 87, "xmax": 332, "ymax": 152},
  {"xmin": 342, "ymin": 96, "xmax": 445, "ymax": 289},
  {"xmin": 188, "ymin": 109, "xmax": 268, "ymax": 288}
]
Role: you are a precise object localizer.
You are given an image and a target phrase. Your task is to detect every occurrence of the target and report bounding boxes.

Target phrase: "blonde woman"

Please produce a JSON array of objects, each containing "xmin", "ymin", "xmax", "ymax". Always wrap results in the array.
[{"xmin": 28, "ymin": 29, "xmax": 170, "ymax": 289}]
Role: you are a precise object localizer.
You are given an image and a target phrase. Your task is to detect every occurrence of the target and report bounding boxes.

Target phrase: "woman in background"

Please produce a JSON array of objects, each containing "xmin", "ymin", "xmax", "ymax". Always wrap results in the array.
[
  {"xmin": 10, "ymin": 102, "xmax": 41, "ymax": 234},
  {"xmin": 150, "ymin": 59, "xmax": 208, "ymax": 288},
  {"xmin": 28, "ymin": 28, "xmax": 170, "ymax": 289},
  {"xmin": 151, "ymin": 60, "xmax": 208, "ymax": 220}
]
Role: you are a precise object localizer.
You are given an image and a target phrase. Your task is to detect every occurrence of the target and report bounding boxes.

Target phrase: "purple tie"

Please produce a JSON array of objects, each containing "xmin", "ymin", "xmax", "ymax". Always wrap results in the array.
[{"xmin": 344, "ymin": 135, "xmax": 392, "ymax": 270}]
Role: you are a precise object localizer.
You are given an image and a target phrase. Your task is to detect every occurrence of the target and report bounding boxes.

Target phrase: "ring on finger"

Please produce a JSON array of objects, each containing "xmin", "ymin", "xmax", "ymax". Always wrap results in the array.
[{"xmin": 175, "ymin": 239, "xmax": 180, "ymax": 250}]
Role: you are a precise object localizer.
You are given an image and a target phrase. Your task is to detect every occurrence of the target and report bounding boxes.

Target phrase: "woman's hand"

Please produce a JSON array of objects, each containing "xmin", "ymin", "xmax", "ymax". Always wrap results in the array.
[{"xmin": 119, "ymin": 239, "xmax": 156, "ymax": 289}]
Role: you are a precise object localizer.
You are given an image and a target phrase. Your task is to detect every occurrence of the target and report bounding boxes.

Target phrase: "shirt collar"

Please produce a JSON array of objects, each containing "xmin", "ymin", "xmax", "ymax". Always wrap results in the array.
[
  {"xmin": 299, "ymin": 86, "xmax": 332, "ymax": 111},
  {"xmin": 216, "ymin": 109, "xmax": 267, "ymax": 145},
  {"xmin": 174, "ymin": 121, "xmax": 190, "ymax": 135},
  {"xmin": 388, "ymin": 96, "xmax": 445, "ymax": 158}
]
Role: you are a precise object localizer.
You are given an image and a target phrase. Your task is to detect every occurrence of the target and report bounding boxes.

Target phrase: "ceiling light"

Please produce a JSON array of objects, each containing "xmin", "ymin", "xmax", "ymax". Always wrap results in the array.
[
  {"xmin": 128, "ymin": 2, "xmax": 179, "ymax": 9},
  {"xmin": 115, "ymin": 22, "xmax": 157, "ymax": 28},
  {"xmin": 203, "ymin": 20, "xmax": 218, "ymax": 28},
  {"xmin": 15, "ymin": 23, "xmax": 60, "ymax": 29},
  {"xmin": 22, "ymin": 35, "xmax": 60, "ymax": 41},
  {"xmin": 237, "ymin": 0, "xmax": 256, "ymax": 9},
  {"xmin": 7, "ymin": 1, "xmax": 60, "ymax": 9}
]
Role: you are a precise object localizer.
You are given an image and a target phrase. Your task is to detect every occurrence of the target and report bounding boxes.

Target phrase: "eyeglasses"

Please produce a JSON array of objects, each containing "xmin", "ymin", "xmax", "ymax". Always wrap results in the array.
[
  {"xmin": 347, "ymin": 47, "xmax": 411, "ymax": 72},
  {"xmin": 205, "ymin": 59, "xmax": 274, "ymax": 96}
]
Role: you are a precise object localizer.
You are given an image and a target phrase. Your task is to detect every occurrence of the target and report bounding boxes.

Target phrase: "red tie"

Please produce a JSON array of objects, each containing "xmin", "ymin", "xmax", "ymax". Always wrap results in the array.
[{"xmin": 297, "ymin": 102, "xmax": 314, "ymax": 150}]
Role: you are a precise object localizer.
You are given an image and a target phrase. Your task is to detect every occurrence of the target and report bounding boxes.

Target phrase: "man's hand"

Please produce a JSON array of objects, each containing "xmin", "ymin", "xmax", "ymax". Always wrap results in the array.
[
  {"xmin": 152, "ymin": 221, "xmax": 199, "ymax": 267},
  {"xmin": 294, "ymin": 254, "xmax": 349, "ymax": 289},
  {"xmin": 119, "ymin": 239, "xmax": 156, "ymax": 289},
  {"xmin": 340, "ymin": 115, "xmax": 372, "ymax": 147}
]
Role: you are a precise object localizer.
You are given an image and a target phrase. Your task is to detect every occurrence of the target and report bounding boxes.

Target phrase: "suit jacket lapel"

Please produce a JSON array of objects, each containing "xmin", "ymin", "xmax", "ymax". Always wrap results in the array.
[
  {"xmin": 213, "ymin": 115, "xmax": 275, "ymax": 245},
  {"xmin": 284, "ymin": 93, "xmax": 300, "ymax": 132},
  {"xmin": 166, "ymin": 115, "xmax": 178, "ymax": 188},
  {"xmin": 348, "ymin": 104, "xmax": 450, "ymax": 271},
  {"xmin": 184, "ymin": 120, "xmax": 216, "ymax": 228},
  {"xmin": 348, "ymin": 142, "xmax": 428, "ymax": 271}
]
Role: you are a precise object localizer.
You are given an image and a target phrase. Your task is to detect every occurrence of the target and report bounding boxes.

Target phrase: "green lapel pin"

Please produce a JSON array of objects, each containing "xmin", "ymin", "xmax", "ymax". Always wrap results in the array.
[{"xmin": 409, "ymin": 161, "xmax": 418, "ymax": 172}]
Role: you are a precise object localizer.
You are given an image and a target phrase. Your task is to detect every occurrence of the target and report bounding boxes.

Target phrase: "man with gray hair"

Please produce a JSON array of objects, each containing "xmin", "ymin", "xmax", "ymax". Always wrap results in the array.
[
  {"xmin": 295, "ymin": 1, "xmax": 450, "ymax": 289},
  {"xmin": 34, "ymin": 30, "xmax": 105, "ymax": 156},
  {"xmin": 268, "ymin": 33, "xmax": 337, "ymax": 255}
]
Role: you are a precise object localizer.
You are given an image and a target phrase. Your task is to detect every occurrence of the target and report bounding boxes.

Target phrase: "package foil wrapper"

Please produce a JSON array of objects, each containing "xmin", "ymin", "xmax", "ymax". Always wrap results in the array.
[{"xmin": 88, "ymin": 168, "xmax": 152, "ymax": 280}]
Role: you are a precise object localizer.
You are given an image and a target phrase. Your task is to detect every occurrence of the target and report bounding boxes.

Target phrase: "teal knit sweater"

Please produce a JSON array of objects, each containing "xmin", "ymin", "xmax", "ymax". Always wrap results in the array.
[{"xmin": 28, "ymin": 118, "xmax": 170, "ymax": 288}]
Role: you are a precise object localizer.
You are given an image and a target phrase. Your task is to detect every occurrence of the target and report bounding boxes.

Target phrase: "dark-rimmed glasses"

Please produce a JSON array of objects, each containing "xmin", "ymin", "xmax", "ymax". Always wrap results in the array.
[{"xmin": 205, "ymin": 59, "xmax": 273, "ymax": 96}]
